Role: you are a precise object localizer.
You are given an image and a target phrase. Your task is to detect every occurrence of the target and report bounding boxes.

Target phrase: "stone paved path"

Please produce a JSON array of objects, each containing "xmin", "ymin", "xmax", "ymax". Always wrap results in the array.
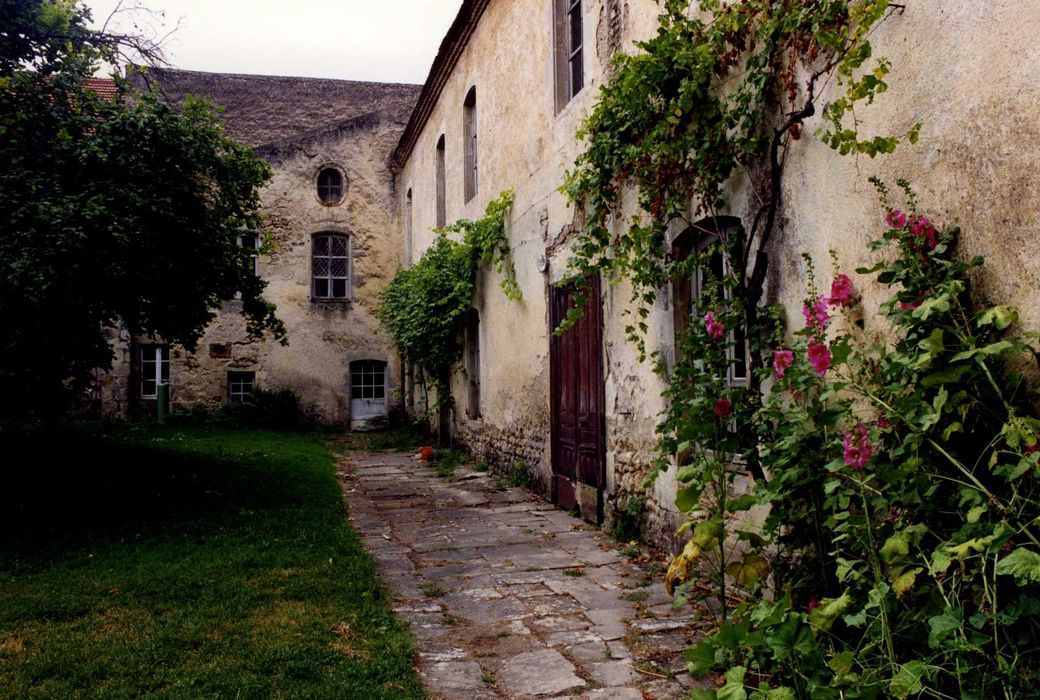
[{"xmin": 337, "ymin": 449, "xmax": 712, "ymax": 700}]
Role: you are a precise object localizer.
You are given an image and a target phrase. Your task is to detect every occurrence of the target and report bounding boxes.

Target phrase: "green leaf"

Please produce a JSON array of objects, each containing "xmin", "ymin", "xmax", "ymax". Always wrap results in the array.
[
  {"xmin": 718, "ymin": 666, "xmax": 747, "ymax": 700},
  {"xmin": 685, "ymin": 638, "xmax": 718, "ymax": 676},
  {"xmin": 809, "ymin": 593, "xmax": 852, "ymax": 632},
  {"xmin": 921, "ymin": 364, "xmax": 971, "ymax": 387},
  {"xmin": 927, "ymin": 607, "xmax": 962, "ymax": 648},
  {"xmin": 889, "ymin": 661, "xmax": 926, "ymax": 699},
  {"xmin": 690, "ymin": 690, "xmax": 717, "ymax": 700},
  {"xmin": 879, "ymin": 533, "xmax": 909, "ymax": 563},
  {"xmin": 675, "ymin": 485, "xmax": 699, "ymax": 513},
  {"xmin": 828, "ymin": 651, "xmax": 856, "ymax": 683},
  {"xmin": 918, "ymin": 328, "xmax": 944, "ymax": 355},
  {"xmin": 995, "ymin": 548, "xmax": 1040, "ymax": 583},
  {"xmin": 891, "ymin": 567, "xmax": 922, "ymax": 597},
  {"xmin": 967, "ymin": 504, "xmax": 988, "ymax": 523},
  {"xmin": 978, "ymin": 305, "xmax": 1018, "ymax": 330},
  {"xmin": 725, "ymin": 553, "xmax": 770, "ymax": 586}
]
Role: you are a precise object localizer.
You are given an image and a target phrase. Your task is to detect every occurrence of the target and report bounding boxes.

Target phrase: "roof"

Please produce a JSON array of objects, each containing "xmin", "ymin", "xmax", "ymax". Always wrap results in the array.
[
  {"xmin": 85, "ymin": 77, "xmax": 119, "ymax": 101},
  {"xmin": 127, "ymin": 67, "xmax": 422, "ymax": 150},
  {"xmin": 390, "ymin": 0, "xmax": 491, "ymax": 172}
]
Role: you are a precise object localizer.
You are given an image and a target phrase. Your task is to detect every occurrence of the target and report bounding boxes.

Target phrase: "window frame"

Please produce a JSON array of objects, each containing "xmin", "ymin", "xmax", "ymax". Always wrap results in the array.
[
  {"xmin": 316, "ymin": 167, "xmax": 345, "ymax": 206},
  {"xmin": 140, "ymin": 345, "xmax": 170, "ymax": 399},
  {"xmin": 554, "ymin": 0, "xmax": 585, "ymax": 111},
  {"xmin": 672, "ymin": 218, "xmax": 748, "ymax": 388},
  {"xmin": 227, "ymin": 371, "xmax": 256, "ymax": 404},
  {"xmin": 435, "ymin": 134, "xmax": 447, "ymax": 227},
  {"xmin": 463, "ymin": 87, "xmax": 478, "ymax": 202},
  {"xmin": 311, "ymin": 232, "xmax": 351, "ymax": 301},
  {"xmin": 350, "ymin": 360, "xmax": 387, "ymax": 401},
  {"xmin": 465, "ymin": 308, "xmax": 481, "ymax": 420}
]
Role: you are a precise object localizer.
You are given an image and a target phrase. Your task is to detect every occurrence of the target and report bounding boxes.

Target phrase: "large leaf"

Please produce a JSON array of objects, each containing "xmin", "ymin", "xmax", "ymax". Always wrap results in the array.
[
  {"xmin": 809, "ymin": 593, "xmax": 852, "ymax": 632},
  {"xmin": 726, "ymin": 553, "xmax": 770, "ymax": 586},
  {"xmin": 995, "ymin": 548, "xmax": 1040, "ymax": 583},
  {"xmin": 927, "ymin": 607, "xmax": 962, "ymax": 648},
  {"xmin": 685, "ymin": 638, "xmax": 718, "ymax": 676},
  {"xmin": 889, "ymin": 661, "xmax": 927, "ymax": 698},
  {"xmin": 718, "ymin": 666, "xmax": 748, "ymax": 700}
]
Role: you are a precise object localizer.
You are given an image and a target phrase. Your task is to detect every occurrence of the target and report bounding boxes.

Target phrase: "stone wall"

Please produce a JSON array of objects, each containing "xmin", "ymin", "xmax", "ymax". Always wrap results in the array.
[{"xmin": 393, "ymin": 0, "xmax": 1040, "ymax": 552}]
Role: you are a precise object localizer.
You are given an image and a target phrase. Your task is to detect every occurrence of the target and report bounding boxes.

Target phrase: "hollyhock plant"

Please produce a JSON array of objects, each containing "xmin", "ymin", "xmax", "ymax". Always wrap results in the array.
[
  {"xmin": 773, "ymin": 349, "xmax": 794, "ymax": 379},
  {"xmin": 704, "ymin": 311, "xmax": 726, "ymax": 340},
  {"xmin": 828, "ymin": 274, "xmax": 854, "ymax": 307},
  {"xmin": 802, "ymin": 295, "xmax": 830, "ymax": 330},
  {"xmin": 807, "ymin": 342, "xmax": 831, "ymax": 376},
  {"xmin": 714, "ymin": 397, "xmax": 731, "ymax": 418},
  {"xmin": 911, "ymin": 215, "xmax": 938, "ymax": 249},
  {"xmin": 842, "ymin": 423, "xmax": 873, "ymax": 469},
  {"xmin": 885, "ymin": 209, "xmax": 907, "ymax": 229}
]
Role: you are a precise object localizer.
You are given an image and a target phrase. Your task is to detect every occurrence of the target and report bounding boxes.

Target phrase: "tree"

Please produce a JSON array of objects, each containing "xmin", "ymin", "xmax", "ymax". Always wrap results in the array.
[{"xmin": 0, "ymin": 0, "xmax": 285, "ymax": 417}]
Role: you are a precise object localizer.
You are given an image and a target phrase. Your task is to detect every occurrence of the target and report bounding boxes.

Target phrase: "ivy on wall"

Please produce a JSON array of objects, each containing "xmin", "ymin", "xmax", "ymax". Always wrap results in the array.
[{"xmin": 378, "ymin": 190, "xmax": 519, "ymax": 431}]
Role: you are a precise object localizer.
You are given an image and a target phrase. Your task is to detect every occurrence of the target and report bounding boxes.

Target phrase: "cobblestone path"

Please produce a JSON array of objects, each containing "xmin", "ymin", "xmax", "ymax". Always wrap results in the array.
[{"xmin": 338, "ymin": 450, "xmax": 710, "ymax": 700}]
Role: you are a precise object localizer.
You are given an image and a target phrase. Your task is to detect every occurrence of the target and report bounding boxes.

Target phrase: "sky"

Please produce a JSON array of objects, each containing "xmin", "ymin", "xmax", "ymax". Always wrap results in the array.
[{"xmin": 83, "ymin": 0, "xmax": 464, "ymax": 84}]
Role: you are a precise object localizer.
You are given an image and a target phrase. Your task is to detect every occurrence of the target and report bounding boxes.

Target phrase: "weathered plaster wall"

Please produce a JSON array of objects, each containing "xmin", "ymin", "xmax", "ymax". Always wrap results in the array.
[
  {"xmin": 168, "ymin": 114, "xmax": 410, "ymax": 423},
  {"xmin": 396, "ymin": 0, "xmax": 1040, "ymax": 552}
]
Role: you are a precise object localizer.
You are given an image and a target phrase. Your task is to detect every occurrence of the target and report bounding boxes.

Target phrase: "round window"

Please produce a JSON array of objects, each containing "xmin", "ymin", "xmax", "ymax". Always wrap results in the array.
[{"xmin": 316, "ymin": 167, "xmax": 345, "ymax": 205}]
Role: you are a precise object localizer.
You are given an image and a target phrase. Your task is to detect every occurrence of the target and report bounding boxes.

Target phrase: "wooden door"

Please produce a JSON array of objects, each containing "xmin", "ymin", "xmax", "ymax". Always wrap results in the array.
[{"xmin": 550, "ymin": 277, "xmax": 605, "ymax": 520}]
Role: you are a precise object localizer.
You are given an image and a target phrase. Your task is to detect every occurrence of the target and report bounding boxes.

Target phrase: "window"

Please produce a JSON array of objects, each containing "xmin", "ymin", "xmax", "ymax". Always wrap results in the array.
[
  {"xmin": 140, "ymin": 345, "xmax": 169, "ymax": 398},
  {"xmin": 312, "ymin": 233, "xmax": 350, "ymax": 300},
  {"xmin": 463, "ymin": 87, "xmax": 478, "ymax": 202},
  {"xmin": 435, "ymin": 134, "xmax": 446, "ymax": 227},
  {"xmin": 317, "ymin": 167, "xmax": 344, "ymax": 205},
  {"xmin": 227, "ymin": 371, "xmax": 255, "ymax": 403},
  {"xmin": 405, "ymin": 188, "xmax": 413, "ymax": 267},
  {"xmin": 554, "ymin": 0, "xmax": 584, "ymax": 110},
  {"xmin": 465, "ymin": 309, "xmax": 481, "ymax": 419},
  {"xmin": 672, "ymin": 218, "xmax": 748, "ymax": 387},
  {"xmin": 350, "ymin": 360, "xmax": 386, "ymax": 401}
]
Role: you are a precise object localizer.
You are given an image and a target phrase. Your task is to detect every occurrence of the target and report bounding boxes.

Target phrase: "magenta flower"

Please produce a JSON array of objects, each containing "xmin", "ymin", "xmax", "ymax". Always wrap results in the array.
[
  {"xmin": 714, "ymin": 397, "xmax": 732, "ymax": 418},
  {"xmin": 1026, "ymin": 442, "xmax": 1039, "ymax": 456},
  {"xmin": 828, "ymin": 274, "xmax": 854, "ymax": 307},
  {"xmin": 773, "ymin": 349, "xmax": 794, "ymax": 379},
  {"xmin": 885, "ymin": 209, "xmax": 908, "ymax": 229},
  {"xmin": 898, "ymin": 300, "xmax": 922, "ymax": 312},
  {"xmin": 843, "ymin": 423, "xmax": 873, "ymax": 469},
  {"xmin": 807, "ymin": 342, "xmax": 831, "ymax": 376},
  {"xmin": 802, "ymin": 295, "xmax": 830, "ymax": 331},
  {"xmin": 704, "ymin": 311, "xmax": 726, "ymax": 340},
  {"xmin": 910, "ymin": 216, "xmax": 938, "ymax": 249}
]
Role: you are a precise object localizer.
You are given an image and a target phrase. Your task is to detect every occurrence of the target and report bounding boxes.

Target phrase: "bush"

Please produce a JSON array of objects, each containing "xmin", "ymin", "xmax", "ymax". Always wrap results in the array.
[{"xmin": 210, "ymin": 387, "xmax": 311, "ymax": 430}]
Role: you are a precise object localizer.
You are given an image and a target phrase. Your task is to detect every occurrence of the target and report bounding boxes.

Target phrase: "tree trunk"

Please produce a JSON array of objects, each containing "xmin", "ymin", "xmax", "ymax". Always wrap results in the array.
[{"xmin": 437, "ymin": 367, "xmax": 452, "ymax": 448}]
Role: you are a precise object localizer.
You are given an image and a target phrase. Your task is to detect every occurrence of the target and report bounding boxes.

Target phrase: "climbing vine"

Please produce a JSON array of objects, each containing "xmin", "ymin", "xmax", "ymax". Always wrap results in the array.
[{"xmin": 378, "ymin": 190, "xmax": 519, "ymax": 434}]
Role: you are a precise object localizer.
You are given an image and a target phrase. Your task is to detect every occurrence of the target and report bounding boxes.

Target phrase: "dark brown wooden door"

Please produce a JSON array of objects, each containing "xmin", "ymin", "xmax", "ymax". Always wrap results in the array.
[{"xmin": 550, "ymin": 277, "xmax": 605, "ymax": 520}]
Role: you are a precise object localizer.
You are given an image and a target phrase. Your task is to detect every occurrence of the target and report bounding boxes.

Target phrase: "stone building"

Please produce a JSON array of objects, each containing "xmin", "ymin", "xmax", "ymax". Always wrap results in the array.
[
  {"xmin": 391, "ymin": 0, "xmax": 1040, "ymax": 547},
  {"xmin": 97, "ymin": 69, "xmax": 421, "ymax": 426}
]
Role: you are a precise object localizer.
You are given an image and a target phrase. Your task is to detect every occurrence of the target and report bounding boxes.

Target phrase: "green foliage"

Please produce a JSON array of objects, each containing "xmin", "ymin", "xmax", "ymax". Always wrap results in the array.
[
  {"xmin": 0, "ymin": 1, "xmax": 284, "ymax": 418},
  {"xmin": 562, "ymin": 0, "xmax": 911, "ymax": 354},
  {"xmin": 508, "ymin": 460, "xmax": 531, "ymax": 489},
  {"xmin": 209, "ymin": 387, "xmax": 313, "ymax": 430},
  {"xmin": 378, "ymin": 190, "xmax": 518, "ymax": 404},
  {"xmin": 0, "ymin": 425, "xmax": 424, "ymax": 698},
  {"xmin": 682, "ymin": 190, "xmax": 1040, "ymax": 698},
  {"xmin": 611, "ymin": 496, "xmax": 646, "ymax": 542}
]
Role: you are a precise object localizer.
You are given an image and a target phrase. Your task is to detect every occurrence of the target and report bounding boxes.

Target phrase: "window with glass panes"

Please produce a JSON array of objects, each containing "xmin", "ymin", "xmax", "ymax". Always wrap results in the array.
[
  {"xmin": 239, "ymin": 233, "xmax": 260, "ymax": 276},
  {"xmin": 317, "ymin": 168, "xmax": 344, "ymax": 205},
  {"xmin": 227, "ymin": 371, "xmax": 255, "ymax": 403},
  {"xmin": 312, "ymin": 233, "xmax": 350, "ymax": 299},
  {"xmin": 140, "ymin": 345, "xmax": 169, "ymax": 398},
  {"xmin": 554, "ymin": 0, "xmax": 584, "ymax": 111},
  {"xmin": 350, "ymin": 360, "xmax": 386, "ymax": 400}
]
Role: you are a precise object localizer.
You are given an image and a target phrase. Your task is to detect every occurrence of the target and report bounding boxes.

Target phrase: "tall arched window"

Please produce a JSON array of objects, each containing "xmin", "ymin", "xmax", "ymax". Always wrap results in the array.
[
  {"xmin": 435, "ymin": 134, "xmax": 447, "ymax": 227},
  {"xmin": 672, "ymin": 217, "xmax": 747, "ymax": 387},
  {"xmin": 463, "ymin": 87, "xmax": 478, "ymax": 202},
  {"xmin": 404, "ymin": 188, "xmax": 413, "ymax": 267},
  {"xmin": 553, "ymin": 0, "xmax": 584, "ymax": 111},
  {"xmin": 312, "ymin": 233, "xmax": 350, "ymax": 300}
]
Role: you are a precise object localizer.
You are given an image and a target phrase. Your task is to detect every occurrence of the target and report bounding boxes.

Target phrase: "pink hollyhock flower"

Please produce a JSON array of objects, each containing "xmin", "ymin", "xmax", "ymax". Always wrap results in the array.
[
  {"xmin": 773, "ymin": 349, "xmax": 795, "ymax": 379},
  {"xmin": 704, "ymin": 311, "xmax": 726, "ymax": 340},
  {"xmin": 878, "ymin": 416, "xmax": 892, "ymax": 430},
  {"xmin": 898, "ymin": 300, "xmax": 923, "ymax": 312},
  {"xmin": 911, "ymin": 216, "xmax": 938, "ymax": 249},
  {"xmin": 714, "ymin": 397, "xmax": 732, "ymax": 418},
  {"xmin": 885, "ymin": 209, "xmax": 907, "ymax": 229},
  {"xmin": 807, "ymin": 342, "xmax": 831, "ymax": 376},
  {"xmin": 807, "ymin": 596, "xmax": 821, "ymax": 613},
  {"xmin": 802, "ymin": 295, "xmax": 830, "ymax": 330},
  {"xmin": 1025, "ymin": 442, "xmax": 1039, "ymax": 456},
  {"xmin": 843, "ymin": 423, "xmax": 873, "ymax": 469},
  {"xmin": 828, "ymin": 274, "xmax": 854, "ymax": 307}
]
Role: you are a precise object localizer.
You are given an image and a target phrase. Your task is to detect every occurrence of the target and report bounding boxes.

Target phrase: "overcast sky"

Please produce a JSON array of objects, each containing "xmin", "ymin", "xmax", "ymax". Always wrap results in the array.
[{"xmin": 83, "ymin": 0, "xmax": 464, "ymax": 85}]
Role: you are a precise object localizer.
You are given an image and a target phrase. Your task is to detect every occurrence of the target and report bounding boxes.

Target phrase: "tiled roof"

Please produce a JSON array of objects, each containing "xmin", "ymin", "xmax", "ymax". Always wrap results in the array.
[
  {"xmin": 86, "ymin": 77, "xmax": 119, "ymax": 101},
  {"xmin": 127, "ymin": 67, "xmax": 422, "ymax": 149}
]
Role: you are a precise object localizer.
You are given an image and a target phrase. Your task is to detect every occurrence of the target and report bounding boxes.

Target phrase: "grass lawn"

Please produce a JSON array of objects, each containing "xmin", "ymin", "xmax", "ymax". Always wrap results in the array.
[{"xmin": 0, "ymin": 425, "xmax": 425, "ymax": 699}]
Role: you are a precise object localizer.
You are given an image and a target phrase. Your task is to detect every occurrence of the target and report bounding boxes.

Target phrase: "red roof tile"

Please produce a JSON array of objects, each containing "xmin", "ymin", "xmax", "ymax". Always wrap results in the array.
[{"xmin": 86, "ymin": 77, "xmax": 119, "ymax": 101}]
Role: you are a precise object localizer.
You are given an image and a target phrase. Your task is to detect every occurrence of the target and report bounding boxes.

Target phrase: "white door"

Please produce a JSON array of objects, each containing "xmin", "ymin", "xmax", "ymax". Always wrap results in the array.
[{"xmin": 350, "ymin": 360, "xmax": 388, "ymax": 430}]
